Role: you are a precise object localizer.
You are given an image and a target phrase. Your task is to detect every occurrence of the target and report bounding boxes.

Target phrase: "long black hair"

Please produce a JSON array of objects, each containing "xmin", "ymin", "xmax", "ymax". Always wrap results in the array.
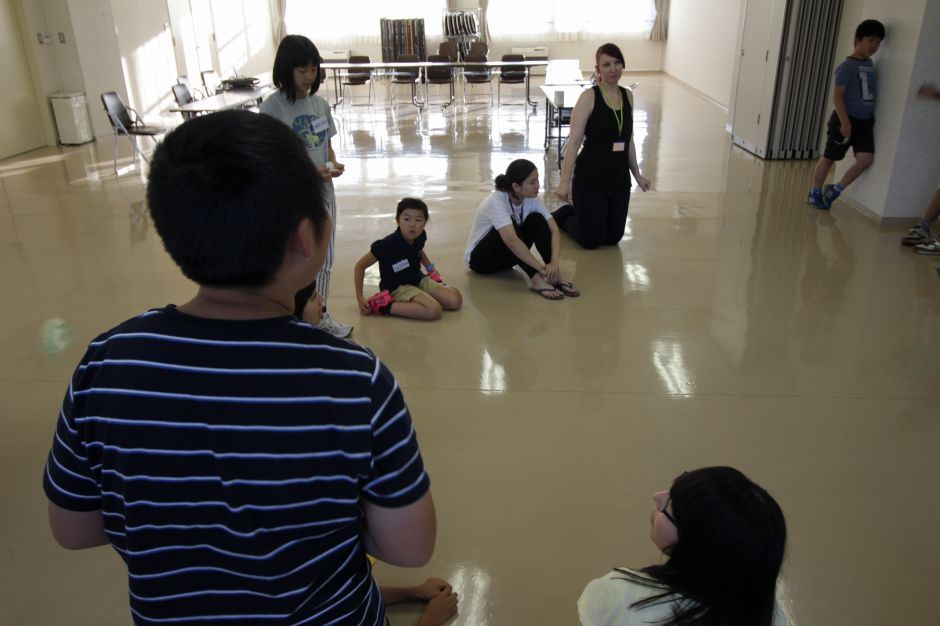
[
  {"xmin": 272, "ymin": 34, "xmax": 322, "ymax": 103},
  {"xmin": 617, "ymin": 467, "xmax": 786, "ymax": 626},
  {"xmin": 494, "ymin": 159, "xmax": 537, "ymax": 200}
]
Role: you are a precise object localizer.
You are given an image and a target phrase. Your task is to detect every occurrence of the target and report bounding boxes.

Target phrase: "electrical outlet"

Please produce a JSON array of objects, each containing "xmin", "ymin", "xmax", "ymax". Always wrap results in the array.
[{"xmin": 58, "ymin": 32, "xmax": 66, "ymax": 44}]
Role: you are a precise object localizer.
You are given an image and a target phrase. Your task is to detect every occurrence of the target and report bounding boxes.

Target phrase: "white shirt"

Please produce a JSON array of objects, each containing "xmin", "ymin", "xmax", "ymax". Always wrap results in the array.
[
  {"xmin": 463, "ymin": 191, "xmax": 554, "ymax": 263},
  {"xmin": 578, "ymin": 569, "xmax": 790, "ymax": 626}
]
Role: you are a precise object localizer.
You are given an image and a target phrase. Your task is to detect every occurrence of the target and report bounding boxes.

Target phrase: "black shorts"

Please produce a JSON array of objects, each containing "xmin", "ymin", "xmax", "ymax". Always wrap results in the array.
[{"xmin": 823, "ymin": 111, "xmax": 875, "ymax": 161}]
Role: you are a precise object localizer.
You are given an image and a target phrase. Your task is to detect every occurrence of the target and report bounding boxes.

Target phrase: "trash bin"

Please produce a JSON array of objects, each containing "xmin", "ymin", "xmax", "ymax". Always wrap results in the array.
[{"xmin": 49, "ymin": 92, "xmax": 94, "ymax": 145}]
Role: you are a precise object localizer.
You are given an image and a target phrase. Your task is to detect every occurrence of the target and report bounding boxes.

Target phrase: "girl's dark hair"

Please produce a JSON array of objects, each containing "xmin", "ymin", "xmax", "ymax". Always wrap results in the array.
[
  {"xmin": 272, "ymin": 35, "xmax": 322, "ymax": 103},
  {"xmin": 494, "ymin": 159, "xmax": 537, "ymax": 194},
  {"xmin": 147, "ymin": 110, "xmax": 328, "ymax": 288},
  {"xmin": 855, "ymin": 19, "xmax": 885, "ymax": 41},
  {"xmin": 617, "ymin": 467, "xmax": 786, "ymax": 626},
  {"xmin": 596, "ymin": 43, "xmax": 625, "ymax": 66},
  {"xmin": 397, "ymin": 197, "xmax": 429, "ymax": 220}
]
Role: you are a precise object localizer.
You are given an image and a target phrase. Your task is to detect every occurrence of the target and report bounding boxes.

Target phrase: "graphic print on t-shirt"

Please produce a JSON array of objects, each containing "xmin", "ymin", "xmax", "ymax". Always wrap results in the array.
[
  {"xmin": 292, "ymin": 115, "xmax": 330, "ymax": 151},
  {"xmin": 859, "ymin": 66, "xmax": 875, "ymax": 101}
]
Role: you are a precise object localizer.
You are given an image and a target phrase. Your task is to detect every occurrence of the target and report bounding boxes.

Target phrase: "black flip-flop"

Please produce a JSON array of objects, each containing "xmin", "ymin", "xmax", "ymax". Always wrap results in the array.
[
  {"xmin": 529, "ymin": 286, "xmax": 564, "ymax": 301},
  {"xmin": 552, "ymin": 282, "xmax": 580, "ymax": 297}
]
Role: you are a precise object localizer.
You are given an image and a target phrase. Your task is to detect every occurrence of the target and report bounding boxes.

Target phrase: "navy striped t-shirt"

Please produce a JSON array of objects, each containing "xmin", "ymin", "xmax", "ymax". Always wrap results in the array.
[{"xmin": 43, "ymin": 307, "xmax": 430, "ymax": 625}]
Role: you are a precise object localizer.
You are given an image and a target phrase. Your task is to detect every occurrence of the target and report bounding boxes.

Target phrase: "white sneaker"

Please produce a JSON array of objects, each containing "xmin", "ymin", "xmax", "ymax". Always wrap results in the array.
[{"xmin": 316, "ymin": 312, "xmax": 353, "ymax": 338}]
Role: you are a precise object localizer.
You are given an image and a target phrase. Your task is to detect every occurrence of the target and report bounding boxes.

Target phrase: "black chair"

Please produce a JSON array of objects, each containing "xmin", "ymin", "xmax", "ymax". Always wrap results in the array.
[
  {"xmin": 468, "ymin": 41, "xmax": 488, "ymax": 57},
  {"xmin": 425, "ymin": 54, "xmax": 455, "ymax": 109},
  {"xmin": 201, "ymin": 70, "xmax": 222, "ymax": 94},
  {"xmin": 177, "ymin": 76, "xmax": 204, "ymax": 99},
  {"xmin": 171, "ymin": 84, "xmax": 198, "ymax": 119},
  {"xmin": 100, "ymin": 91, "xmax": 165, "ymax": 174},
  {"xmin": 463, "ymin": 54, "xmax": 492, "ymax": 105},
  {"xmin": 498, "ymin": 53, "xmax": 527, "ymax": 105},
  {"xmin": 342, "ymin": 56, "xmax": 374, "ymax": 106},
  {"xmin": 390, "ymin": 54, "xmax": 422, "ymax": 107},
  {"xmin": 438, "ymin": 40, "xmax": 459, "ymax": 62}
]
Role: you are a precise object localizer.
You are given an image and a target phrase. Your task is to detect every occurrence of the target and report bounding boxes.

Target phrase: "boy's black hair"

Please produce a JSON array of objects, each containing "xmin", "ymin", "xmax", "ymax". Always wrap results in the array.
[
  {"xmin": 396, "ymin": 197, "xmax": 429, "ymax": 220},
  {"xmin": 146, "ymin": 110, "xmax": 329, "ymax": 288},
  {"xmin": 855, "ymin": 19, "xmax": 886, "ymax": 41},
  {"xmin": 272, "ymin": 34, "xmax": 322, "ymax": 103}
]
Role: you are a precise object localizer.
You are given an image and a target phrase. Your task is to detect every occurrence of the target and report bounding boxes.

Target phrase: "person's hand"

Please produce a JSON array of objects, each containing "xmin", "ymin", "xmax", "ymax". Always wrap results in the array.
[
  {"xmin": 418, "ymin": 590, "xmax": 458, "ymax": 626},
  {"xmin": 634, "ymin": 175, "xmax": 651, "ymax": 191},
  {"xmin": 554, "ymin": 185, "xmax": 570, "ymax": 202},
  {"xmin": 302, "ymin": 293, "xmax": 325, "ymax": 325},
  {"xmin": 917, "ymin": 82, "xmax": 939, "ymax": 100},
  {"xmin": 542, "ymin": 261, "xmax": 560, "ymax": 284},
  {"xmin": 838, "ymin": 120, "xmax": 852, "ymax": 144},
  {"xmin": 331, "ymin": 161, "xmax": 346, "ymax": 178},
  {"xmin": 358, "ymin": 298, "xmax": 371, "ymax": 315},
  {"xmin": 416, "ymin": 577, "xmax": 453, "ymax": 601},
  {"xmin": 315, "ymin": 164, "xmax": 333, "ymax": 181}
]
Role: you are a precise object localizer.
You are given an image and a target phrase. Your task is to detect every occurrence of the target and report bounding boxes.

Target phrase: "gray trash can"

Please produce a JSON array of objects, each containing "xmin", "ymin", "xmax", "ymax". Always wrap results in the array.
[{"xmin": 49, "ymin": 92, "xmax": 94, "ymax": 145}]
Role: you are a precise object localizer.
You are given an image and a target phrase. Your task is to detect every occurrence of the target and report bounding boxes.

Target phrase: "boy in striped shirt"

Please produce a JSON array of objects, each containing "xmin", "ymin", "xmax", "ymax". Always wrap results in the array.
[{"xmin": 43, "ymin": 110, "xmax": 454, "ymax": 625}]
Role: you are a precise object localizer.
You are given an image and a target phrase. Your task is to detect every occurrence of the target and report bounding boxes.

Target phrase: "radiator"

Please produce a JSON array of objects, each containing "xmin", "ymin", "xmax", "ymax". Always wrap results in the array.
[
  {"xmin": 322, "ymin": 50, "xmax": 349, "ymax": 62},
  {"xmin": 511, "ymin": 46, "xmax": 548, "ymax": 59}
]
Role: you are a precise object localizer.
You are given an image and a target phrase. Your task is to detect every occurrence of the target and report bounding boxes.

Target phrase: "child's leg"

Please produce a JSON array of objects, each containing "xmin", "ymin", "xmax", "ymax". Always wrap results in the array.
[
  {"xmin": 391, "ymin": 292, "xmax": 444, "ymax": 321},
  {"xmin": 837, "ymin": 152, "xmax": 874, "ymax": 188},
  {"xmin": 811, "ymin": 157, "xmax": 835, "ymax": 189},
  {"xmin": 429, "ymin": 285, "xmax": 462, "ymax": 311},
  {"xmin": 315, "ymin": 198, "xmax": 337, "ymax": 307}
]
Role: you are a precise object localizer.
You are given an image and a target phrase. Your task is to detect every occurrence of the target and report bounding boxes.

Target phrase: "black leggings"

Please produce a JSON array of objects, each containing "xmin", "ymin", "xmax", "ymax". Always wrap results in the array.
[
  {"xmin": 468, "ymin": 213, "xmax": 553, "ymax": 278},
  {"xmin": 553, "ymin": 183, "xmax": 631, "ymax": 249}
]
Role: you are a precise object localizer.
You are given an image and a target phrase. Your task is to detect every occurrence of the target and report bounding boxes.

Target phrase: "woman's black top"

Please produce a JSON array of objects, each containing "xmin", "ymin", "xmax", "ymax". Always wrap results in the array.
[{"xmin": 574, "ymin": 85, "xmax": 633, "ymax": 191}]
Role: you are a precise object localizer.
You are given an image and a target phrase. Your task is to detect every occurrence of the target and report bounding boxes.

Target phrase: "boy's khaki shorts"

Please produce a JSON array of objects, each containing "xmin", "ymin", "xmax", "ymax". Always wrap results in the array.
[{"xmin": 391, "ymin": 276, "xmax": 442, "ymax": 302}]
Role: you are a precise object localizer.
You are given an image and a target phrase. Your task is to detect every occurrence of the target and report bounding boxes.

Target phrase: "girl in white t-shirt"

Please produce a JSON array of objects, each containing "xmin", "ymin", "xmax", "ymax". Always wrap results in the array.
[
  {"xmin": 579, "ymin": 467, "xmax": 789, "ymax": 626},
  {"xmin": 464, "ymin": 159, "xmax": 580, "ymax": 300},
  {"xmin": 260, "ymin": 35, "xmax": 352, "ymax": 338}
]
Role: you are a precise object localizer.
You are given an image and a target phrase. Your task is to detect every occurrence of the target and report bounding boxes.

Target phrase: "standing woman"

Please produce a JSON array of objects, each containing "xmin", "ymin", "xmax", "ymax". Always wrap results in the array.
[
  {"xmin": 578, "ymin": 467, "xmax": 789, "ymax": 626},
  {"xmin": 465, "ymin": 159, "xmax": 579, "ymax": 300},
  {"xmin": 553, "ymin": 43, "xmax": 651, "ymax": 250},
  {"xmin": 261, "ymin": 35, "xmax": 353, "ymax": 338}
]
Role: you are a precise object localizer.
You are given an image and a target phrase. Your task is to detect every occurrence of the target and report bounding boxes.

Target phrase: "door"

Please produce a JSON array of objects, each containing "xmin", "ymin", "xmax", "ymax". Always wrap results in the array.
[{"xmin": 0, "ymin": 0, "xmax": 46, "ymax": 158}]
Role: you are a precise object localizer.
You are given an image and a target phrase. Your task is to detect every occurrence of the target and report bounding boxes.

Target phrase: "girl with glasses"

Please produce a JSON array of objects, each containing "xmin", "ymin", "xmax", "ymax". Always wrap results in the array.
[{"xmin": 579, "ymin": 466, "xmax": 789, "ymax": 625}]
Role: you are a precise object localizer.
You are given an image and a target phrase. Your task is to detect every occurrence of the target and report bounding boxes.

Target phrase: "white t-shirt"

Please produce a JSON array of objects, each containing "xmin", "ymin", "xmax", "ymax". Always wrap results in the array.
[
  {"xmin": 463, "ymin": 191, "xmax": 555, "ymax": 263},
  {"xmin": 260, "ymin": 90, "xmax": 337, "ymax": 202},
  {"xmin": 578, "ymin": 569, "xmax": 790, "ymax": 626}
]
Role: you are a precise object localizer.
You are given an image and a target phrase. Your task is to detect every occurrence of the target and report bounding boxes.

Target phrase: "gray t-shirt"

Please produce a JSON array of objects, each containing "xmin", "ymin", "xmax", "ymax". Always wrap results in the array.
[
  {"xmin": 834, "ymin": 56, "xmax": 876, "ymax": 120},
  {"xmin": 260, "ymin": 90, "xmax": 337, "ymax": 201}
]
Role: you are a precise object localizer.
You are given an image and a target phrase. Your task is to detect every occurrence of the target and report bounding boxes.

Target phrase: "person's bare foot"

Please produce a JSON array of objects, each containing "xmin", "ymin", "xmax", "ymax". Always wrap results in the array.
[
  {"xmin": 416, "ymin": 589, "xmax": 458, "ymax": 626},
  {"xmin": 530, "ymin": 274, "xmax": 563, "ymax": 300}
]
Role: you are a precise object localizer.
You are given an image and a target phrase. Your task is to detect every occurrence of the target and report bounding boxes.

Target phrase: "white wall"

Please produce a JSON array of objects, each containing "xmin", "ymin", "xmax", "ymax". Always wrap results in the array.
[
  {"xmin": 109, "ymin": 0, "xmax": 176, "ymax": 120},
  {"xmin": 66, "ymin": 0, "xmax": 125, "ymax": 137},
  {"xmin": 1, "ymin": 0, "xmax": 45, "ymax": 157},
  {"xmin": 835, "ymin": 0, "xmax": 939, "ymax": 220},
  {"xmin": 663, "ymin": 0, "xmax": 744, "ymax": 108}
]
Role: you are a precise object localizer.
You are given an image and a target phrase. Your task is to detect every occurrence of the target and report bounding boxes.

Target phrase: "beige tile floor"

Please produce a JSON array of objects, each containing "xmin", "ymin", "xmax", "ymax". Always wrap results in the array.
[{"xmin": 1, "ymin": 74, "xmax": 939, "ymax": 625}]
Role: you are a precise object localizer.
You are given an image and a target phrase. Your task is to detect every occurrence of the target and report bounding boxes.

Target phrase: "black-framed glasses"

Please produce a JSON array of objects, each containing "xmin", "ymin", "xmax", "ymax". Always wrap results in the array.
[{"xmin": 660, "ymin": 494, "xmax": 677, "ymax": 525}]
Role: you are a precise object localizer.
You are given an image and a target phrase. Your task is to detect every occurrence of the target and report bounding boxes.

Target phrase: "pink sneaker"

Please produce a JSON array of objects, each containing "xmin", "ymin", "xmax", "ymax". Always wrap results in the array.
[{"xmin": 367, "ymin": 290, "xmax": 392, "ymax": 314}]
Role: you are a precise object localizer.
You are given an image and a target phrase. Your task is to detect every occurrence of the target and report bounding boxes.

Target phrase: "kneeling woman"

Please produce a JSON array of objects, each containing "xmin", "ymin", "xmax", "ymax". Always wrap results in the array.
[{"xmin": 465, "ymin": 159, "xmax": 579, "ymax": 300}]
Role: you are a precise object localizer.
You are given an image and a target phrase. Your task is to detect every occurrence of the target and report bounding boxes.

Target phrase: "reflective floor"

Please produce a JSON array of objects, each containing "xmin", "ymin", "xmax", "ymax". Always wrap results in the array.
[{"xmin": 2, "ymin": 74, "xmax": 939, "ymax": 625}]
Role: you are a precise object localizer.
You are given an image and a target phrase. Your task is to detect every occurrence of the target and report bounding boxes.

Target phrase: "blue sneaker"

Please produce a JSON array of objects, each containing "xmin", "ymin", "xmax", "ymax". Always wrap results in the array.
[
  {"xmin": 807, "ymin": 189, "xmax": 827, "ymax": 210},
  {"xmin": 822, "ymin": 184, "xmax": 842, "ymax": 208}
]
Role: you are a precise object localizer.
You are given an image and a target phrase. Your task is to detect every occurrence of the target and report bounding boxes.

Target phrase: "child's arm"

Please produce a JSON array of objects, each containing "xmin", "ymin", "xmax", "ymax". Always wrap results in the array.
[
  {"xmin": 832, "ymin": 85, "xmax": 851, "ymax": 141},
  {"xmin": 353, "ymin": 252, "xmax": 378, "ymax": 314},
  {"xmin": 327, "ymin": 140, "xmax": 345, "ymax": 177},
  {"xmin": 420, "ymin": 251, "xmax": 443, "ymax": 283}
]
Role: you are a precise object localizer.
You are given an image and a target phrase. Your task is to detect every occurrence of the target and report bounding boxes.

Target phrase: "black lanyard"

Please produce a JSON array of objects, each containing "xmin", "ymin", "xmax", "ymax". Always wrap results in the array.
[{"xmin": 508, "ymin": 195, "xmax": 524, "ymax": 225}]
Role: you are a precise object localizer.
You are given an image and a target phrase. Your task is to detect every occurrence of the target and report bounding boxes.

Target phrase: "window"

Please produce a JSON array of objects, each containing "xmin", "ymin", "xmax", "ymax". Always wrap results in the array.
[
  {"xmin": 286, "ymin": 1, "xmax": 443, "ymax": 46},
  {"xmin": 488, "ymin": 0, "xmax": 656, "ymax": 41}
]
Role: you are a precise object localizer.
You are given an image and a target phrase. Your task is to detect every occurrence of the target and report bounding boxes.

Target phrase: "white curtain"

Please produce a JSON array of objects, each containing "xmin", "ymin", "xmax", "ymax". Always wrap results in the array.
[
  {"xmin": 286, "ymin": 0, "xmax": 443, "ymax": 46},
  {"xmin": 650, "ymin": 0, "xmax": 669, "ymax": 41},
  {"xmin": 269, "ymin": 0, "xmax": 287, "ymax": 44},
  {"xmin": 488, "ymin": 0, "xmax": 656, "ymax": 42}
]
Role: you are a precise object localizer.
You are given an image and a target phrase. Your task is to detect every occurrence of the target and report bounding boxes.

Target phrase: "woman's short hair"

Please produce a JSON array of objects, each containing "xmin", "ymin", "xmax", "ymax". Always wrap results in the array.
[
  {"xmin": 620, "ymin": 466, "xmax": 787, "ymax": 626},
  {"xmin": 595, "ymin": 43, "xmax": 625, "ymax": 66},
  {"xmin": 272, "ymin": 34, "xmax": 322, "ymax": 102},
  {"xmin": 494, "ymin": 159, "xmax": 537, "ymax": 193}
]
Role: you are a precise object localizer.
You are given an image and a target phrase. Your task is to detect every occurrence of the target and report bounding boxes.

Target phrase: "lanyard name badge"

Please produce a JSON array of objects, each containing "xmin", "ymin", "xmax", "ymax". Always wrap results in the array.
[
  {"xmin": 601, "ymin": 86, "xmax": 626, "ymax": 152},
  {"xmin": 508, "ymin": 196, "xmax": 524, "ymax": 225}
]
